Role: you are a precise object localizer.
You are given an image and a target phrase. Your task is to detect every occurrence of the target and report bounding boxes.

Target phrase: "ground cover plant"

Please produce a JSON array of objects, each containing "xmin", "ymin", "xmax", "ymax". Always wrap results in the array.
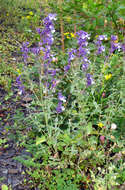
[{"xmin": 0, "ymin": 0, "xmax": 125, "ymax": 190}]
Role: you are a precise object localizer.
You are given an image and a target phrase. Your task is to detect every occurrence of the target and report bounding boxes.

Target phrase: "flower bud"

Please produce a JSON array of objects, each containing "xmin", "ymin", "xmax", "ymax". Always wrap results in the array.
[{"xmin": 102, "ymin": 92, "xmax": 106, "ymax": 98}]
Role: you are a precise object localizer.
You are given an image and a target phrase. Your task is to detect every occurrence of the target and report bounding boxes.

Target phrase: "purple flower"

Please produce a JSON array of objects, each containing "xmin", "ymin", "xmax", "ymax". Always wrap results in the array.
[
  {"xmin": 111, "ymin": 35, "xmax": 117, "ymax": 41},
  {"xmin": 31, "ymin": 47, "xmax": 40, "ymax": 55},
  {"xmin": 58, "ymin": 92, "xmax": 66, "ymax": 102},
  {"xmin": 36, "ymin": 28, "xmax": 41, "ymax": 34},
  {"xmin": 51, "ymin": 78, "xmax": 58, "ymax": 89},
  {"xmin": 95, "ymin": 35, "xmax": 106, "ymax": 54},
  {"xmin": 82, "ymin": 63, "xmax": 89, "ymax": 71},
  {"xmin": 97, "ymin": 35, "xmax": 107, "ymax": 41},
  {"xmin": 64, "ymin": 64, "xmax": 71, "ymax": 73},
  {"xmin": 110, "ymin": 42, "xmax": 121, "ymax": 53},
  {"xmin": 16, "ymin": 75, "xmax": 22, "ymax": 85},
  {"xmin": 83, "ymin": 57, "xmax": 90, "ymax": 64},
  {"xmin": 48, "ymin": 69, "xmax": 57, "ymax": 76},
  {"xmin": 78, "ymin": 47, "xmax": 88, "ymax": 57},
  {"xmin": 86, "ymin": 73, "xmax": 94, "ymax": 86},
  {"xmin": 56, "ymin": 101, "xmax": 65, "ymax": 113},
  {"xmin": 76, "ymin": 30, "xmax": 91, "ymax": 71},
  {"xmin": 19, "ymin": 85, "xmax": 25, "ymax": 95},
  {"xmin": 21, "ymin": 42, "xmax": 29, "ymax": 62},
  {"xmin": 48, "ymin": 13, "xmax": 57, "ymax": 21},
  {"xmin": 68, "ymin": 49, "xmax": 77, "ymax": 64},
  {"xmin": 76, "ymin": 30, "xmax": 90, "ymax": 41},
  {"xmin": 16, "ymin": 75, "xmax": 25, "ymax": 95},
  {"xmin": 97, "ymin": 45, "xmax": 105, "ymax": 54}
]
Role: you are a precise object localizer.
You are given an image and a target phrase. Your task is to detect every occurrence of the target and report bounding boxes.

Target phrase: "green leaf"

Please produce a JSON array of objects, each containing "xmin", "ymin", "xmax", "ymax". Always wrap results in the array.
[
  {"xmin": 1, "ymin": 184, "xmax": 8, "ymax": 190},
  {"xmin": 36, "ymin": 136, "xmax": 46, "ymax": 145}
]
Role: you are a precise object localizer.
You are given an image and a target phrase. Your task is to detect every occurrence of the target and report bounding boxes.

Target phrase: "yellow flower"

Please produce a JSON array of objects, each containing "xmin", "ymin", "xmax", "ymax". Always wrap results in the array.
[
  {"xmin": 70, "ymin": 33, "xmax": 75, "ymax": 38},
  {"xmin": 66, "ymin": 36, "xmax": 70, "ymax": 39},
  {"xmin": 22, "ymin": 16, "xmax": 24, "ymax": 20},
  {"xmin": 29, "ymin": 11, "xmax": 33, "ymax": 16},
  {"xmin": 17, "ymin": 69, "xmax": 22, "ymax": 75},
  {"xmin": 64, "ymin": 32, "xmax": 69, "ymax": 36},
  {"xmin": 98, "ymin": 122, "xmax": 104, "ymax": 128},
  {"xmin": 105, "ymin": 74, "xmax": 112, "ymax": 80},
  {"xmin": 114, "ymin": 40, "xmax": 118, "ymax": 43},
  {"xmin": 26, "ymin": 16, "xmax": 31, "ymax": 19}
]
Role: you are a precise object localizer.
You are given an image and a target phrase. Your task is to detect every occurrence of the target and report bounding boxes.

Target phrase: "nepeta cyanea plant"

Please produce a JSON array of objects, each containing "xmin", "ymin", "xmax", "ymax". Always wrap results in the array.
[{"xmin": 18, "ymin": 13, "xmax": 125, "ymax": 189}]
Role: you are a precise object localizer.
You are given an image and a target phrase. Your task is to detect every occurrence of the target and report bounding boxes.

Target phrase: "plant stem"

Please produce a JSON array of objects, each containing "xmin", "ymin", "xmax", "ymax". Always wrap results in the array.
[{"xmin": 58, "ymin": 0, "xmax": 65, "ymax": 53}]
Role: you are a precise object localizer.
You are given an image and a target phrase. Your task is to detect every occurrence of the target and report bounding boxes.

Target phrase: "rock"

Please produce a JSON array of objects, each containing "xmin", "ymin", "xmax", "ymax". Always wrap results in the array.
[
  {"xmin": 2, "ymin": 169, "xmax": 8, "ymax": 174},
  {"xmin": 8, "ymin": 169, "xmax": 19, "ymax": 174}
]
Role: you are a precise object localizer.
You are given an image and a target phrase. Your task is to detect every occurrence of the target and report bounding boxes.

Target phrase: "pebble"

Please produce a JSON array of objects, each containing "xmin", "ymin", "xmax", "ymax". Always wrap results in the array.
[{"xmin": 8, "ymin": 169, "xmax": 19, "ymax": 174}]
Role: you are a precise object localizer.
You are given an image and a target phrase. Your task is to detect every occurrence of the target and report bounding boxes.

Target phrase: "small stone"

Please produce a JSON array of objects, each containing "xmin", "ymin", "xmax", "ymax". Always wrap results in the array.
[
  {"xmin": 2, "ymin": 169, "xmax": 8, "ymax": 174},
  {"xmin": 8, "ymin": 169, "xmax": 18, "ymax": 174}
]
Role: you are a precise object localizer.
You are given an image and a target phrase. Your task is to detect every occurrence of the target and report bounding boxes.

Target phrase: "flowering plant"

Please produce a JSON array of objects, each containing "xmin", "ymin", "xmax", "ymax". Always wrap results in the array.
[{"xmin": 17, "ymin": 12, "xmax": 125, "ymax": 189}]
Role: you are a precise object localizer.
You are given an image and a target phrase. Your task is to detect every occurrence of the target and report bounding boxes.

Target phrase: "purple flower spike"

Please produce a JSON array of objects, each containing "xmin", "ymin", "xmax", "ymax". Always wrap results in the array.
[
  {"xmin": 16, "ymin": 75, "xmax": 25, "ymax": 95},
  {"xmin": 21, "ymin": 42, "xmax": 29, "ymax": 62},
  {"xmin": 56, "ymin": 101, "xmax": 65, "ymax": 113},
  {"xmin": 58, "ymin": 92, "xmax": 66, "ymax": 102},
  {"xmin": 86, "ymin": 73, "xmax": 94, "ymax": 86},
  {"xmin": 16, "ymin": 75, "xmax": 21, "ymax": 85}
]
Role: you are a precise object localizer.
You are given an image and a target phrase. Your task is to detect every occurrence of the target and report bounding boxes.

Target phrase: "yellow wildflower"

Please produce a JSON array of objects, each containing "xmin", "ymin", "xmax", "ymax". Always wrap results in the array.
[
  {"xmin": 114, "ymin": 40, "xmax": 118, "ymax": 43},
  {"xmin": 67, "ymin": 36, "xmax": 70, "ymax": 39},
  {"xmin": 105, "ymin": 74, "xmax": 112, "ymax": 80},
  {"xmin": 98, "ymin": 122, "xmax": 104, "ymax": 128},
  {"xmin": 64, "ymin": 32, "xmax": 69, "ymax": 35},
  {"xmin": 17, "ymin": 69, "xmax": 22, "ymax": 75},
  {"xmin": 29, "ymin": 11, "xmax": 33, "ymax": 16},
  {"xmin": 26, "ymin": 16, "xmax": 31, "ymax": 19},
  {"xmin": 95, "ymin": 35, "xmax": 98, "ymax": 39},
  {"xmin": 70, "ymin": 33, "xmax": 75, "ymax": 38}
]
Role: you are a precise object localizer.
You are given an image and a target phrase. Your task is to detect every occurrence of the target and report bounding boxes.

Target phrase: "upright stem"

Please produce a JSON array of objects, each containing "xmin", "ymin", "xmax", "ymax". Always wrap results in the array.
[
  {"xmin": 58, "ymin": 0, "xmax": 65, "ymax": 53},
  {"xmin": 74, "ymin": 10, "xmax": 77, "ymax": 35}
]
